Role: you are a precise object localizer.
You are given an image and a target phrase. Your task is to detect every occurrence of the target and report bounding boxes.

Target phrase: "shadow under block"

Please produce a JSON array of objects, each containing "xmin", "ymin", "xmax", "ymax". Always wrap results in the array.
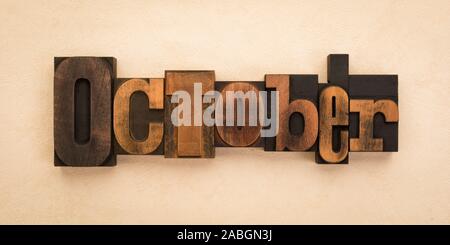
[
  {"xmin": 215, "ymin": 81, "xmax": 265, "ymax": 147},
  {"xmin": 164, "ymin": 71, "xmax": 215, "ymax": 158},
  {"xmin": 54, "ymin": 57, "xmax": 116, "ymax": 166},
  {"xmin": 113, "ymin": 78, "xmax": 164, "ymax": 155}
]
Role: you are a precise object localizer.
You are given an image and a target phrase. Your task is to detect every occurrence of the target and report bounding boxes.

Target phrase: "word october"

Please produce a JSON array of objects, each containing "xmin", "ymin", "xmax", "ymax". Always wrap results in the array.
[{"xmin": 54, "ymin": 54, "xmax": 399, "ymax": 166}]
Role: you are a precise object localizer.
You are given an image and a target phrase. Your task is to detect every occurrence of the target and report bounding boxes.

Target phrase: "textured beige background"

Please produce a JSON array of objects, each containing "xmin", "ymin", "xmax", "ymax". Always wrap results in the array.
[{"xmin": 0, "ymin": 0, "xmax": 449, "ymax": 224}]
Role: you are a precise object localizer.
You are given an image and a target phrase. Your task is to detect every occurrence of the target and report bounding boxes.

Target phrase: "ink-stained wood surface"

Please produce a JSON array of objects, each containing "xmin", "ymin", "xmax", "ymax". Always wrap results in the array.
[
  {"xmin": 265, "ymin": 74, "xmax": 289, "ymax": 151},
  {"xmin": 54, "ymin": 57, "xmax": 116, "ymax": 166},
  {"xmin": 285, "ymin": 99, "xmax": 318, "ymax": 151},
  {"xmin": 317, "ymin": 86, "xmax": 349, "ymax": 163},
  {"xmin": 315, "ymin": 54, "xmax": 350, "ymax": 163},
  {"xmin": 349, "ymin": 99, "xmax": 398, "ymax": 151},
  {"xmin": 164, "ymin": 71, "xmax": 215, "ymax": 158},
  {"xmin": 113, "ymin": 78, "xmax": 164, "ymax": 155},
  {"xmin": 327, "ymin": 54, "xmax": 349, "ymax": 90},
  {"xmin": 348, "ymin": 75, "xmax": 399, "ymax": 152},
  {"xmin": 215, "ymin": 81, "xmax": 264, "ymax": 147},
  {"xmin": 264, "ymin": 74, "xmax": 319, "ymax": 151},
  {"xmin": 349, "ymin": 100, "xmax": 382, "ymax": 151},
  {"xmin": 52, "ymin": 54, "xmax": 398, "ymax": 165}
]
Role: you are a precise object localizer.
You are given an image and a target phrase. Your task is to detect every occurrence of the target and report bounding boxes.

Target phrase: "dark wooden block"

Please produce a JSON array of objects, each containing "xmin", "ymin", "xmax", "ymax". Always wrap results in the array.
[
  {"xmin": 54, "ymin": 57, "xmax": 116, "ymax": 166},
  {"xmin": 348, "ymin": 75, "xmax": 398, "ymax": 152},
  {"xmin": 113, "ymin": 78, "xmax": 164, "ymax": 155},
  {"xmin": 164, "ymin": 71, "xmax": 215, "ymax": 158},
  {"xmin": 327, "ymin": 54, "xmax": 349, "ymax": 90},
  {"xmin": 215, "ymin": 81, "xmax": 265, "ymax": 147}
]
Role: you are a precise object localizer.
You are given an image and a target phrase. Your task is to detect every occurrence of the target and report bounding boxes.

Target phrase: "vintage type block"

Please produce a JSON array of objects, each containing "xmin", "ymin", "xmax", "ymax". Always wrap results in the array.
[
  {"xmin": 348, "ymin": 75, "xmax": 399, "ymax": 151},
  {"xmin": 215, "ymin": 81, "xmax": 265, "ymax": 147},
  {"xmin": 315, "ymin": 54, "xmax": 349, "ymax": 163},
  {"xmin": 114, "ymin": 78, "xmax": 164, "ymax": 155},
  {"xmin": 264, "ymin": 74, "xmax": 319, "ymax": 152},
  {"xmin": 317, "ymin": 85, "xmax": 349, "ymax": 163},
  {"xmin": 164, "ymin": 71, "xmax": 215, "ymax": 158},
  {"xmin": 52, "ymin": 54, "xmax": 399, "ymax": 166},
  {"xmin": 54, "ymin": 57, "xmax": 116, "ymax": 166}
]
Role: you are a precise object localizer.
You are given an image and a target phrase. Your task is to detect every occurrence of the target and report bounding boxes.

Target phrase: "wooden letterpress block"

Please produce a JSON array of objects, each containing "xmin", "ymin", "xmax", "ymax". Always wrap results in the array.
[
  {"xmin": 316, "ymin": 85, "xmax": 349, "ymax": 163},
  {"xmin": 348, "ymin": 75, "xmax": 399, "ymax": 152},
  {"xmin": 113, "ymin": 78, "xmax": 164, "ymax": 155},
  {"xmin": 264, "ymin": 74, "xmax": 319, "ymax": 152},
  {"xmin": 54, "ymin": 57, "xmax": 116, "ymax": 166},
  {"xmin": 315, "ymin": 54, "xmax": 350, "ymax": 163},
  {"xmin": 215, "ymin": 81, "xmax": 265, "ymax": 147},
  {"xmin": 164, "ymin": 71, "xmax": 215, "ymax": 158}
]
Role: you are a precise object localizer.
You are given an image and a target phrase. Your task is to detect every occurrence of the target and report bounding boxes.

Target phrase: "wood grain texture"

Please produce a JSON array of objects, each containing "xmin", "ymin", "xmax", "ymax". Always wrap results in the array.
[
  {"xmin": 349, "ymin": 99, "xmax": 398, "ymax": 151},
  {"xmin": 215, "ymin": 82, "xmax": 262, "ymax": 147},
  {"xmin": 349, "ymin": 100, "xmax": 382, "ymax": 151},
  {"xmin": 348, "ymin": 75, "xmax": 399, "ymax": 152},
  {"xmin": 285, "ymin": 99, "xmax": 318, "ymax": 151},
  {"xmin": 164, "ymin": 71, "xmax": 215, "ymax": 158},
  {"xmin": 265, "ymin": 74, "xmax": 319, "ymax": 151},
  {"xmin": 318, "ymin": 86, "xmax": 349, "ymax": 163},
  {"xmin": 54, "ymin": 57, "xmax": 116, "ymax": 166},
  {"xmin": 265, "ymin": 74, "xmax": 289, "ymax": 151},
  {"xmin": 315, "ymin": 54, "xmax": 350, "ymax": 163},
  {"xmin": 114, "ymin": 78, "xmax": 164, "ymax": 155}
]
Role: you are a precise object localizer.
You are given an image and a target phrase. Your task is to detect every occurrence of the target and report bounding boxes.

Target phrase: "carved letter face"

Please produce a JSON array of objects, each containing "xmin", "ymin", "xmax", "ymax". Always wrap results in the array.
[
  {"xmin": 54, "ymin": 57, "xmax": 116, "ymax": 166},
  {"xmin": 53, "ymin": 54, "xmax": 399, "ymax": 166},
  {"xmin": 350, "ymin": 99, "xmax": 399, "ymax": 151},
  {"xmin": 164, "ymin": 71, "xmax": 215, "ymax": 158},
  {"xmin": 318, "ymin": 86, "xmax": 349, "ymax": 163},
  {"xmin": 216, "ymin": 82, "xmax": 262, "ymax": 147},
  {"xmin": 348, "ymin": 75, "xmax": 399, "ymax": 152},
  {"xmin": 265, "ymin": 74, "xmax": 319, "ymax": 151},
  {"xmin": 114, "ymin": 78, "xmax": 164, "ymax": 155}
]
